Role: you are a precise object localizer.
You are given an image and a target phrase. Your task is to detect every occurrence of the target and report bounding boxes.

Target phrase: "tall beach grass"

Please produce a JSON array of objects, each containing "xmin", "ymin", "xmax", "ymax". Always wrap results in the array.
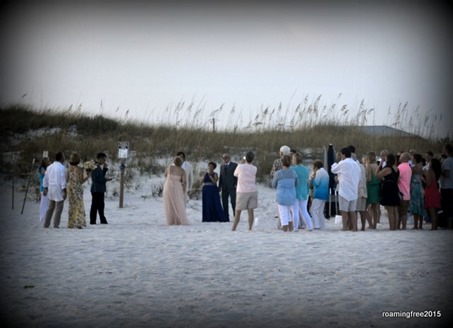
[{"xmin": 1, "ymin": 99, "xmax": 449, "ymax": 182}]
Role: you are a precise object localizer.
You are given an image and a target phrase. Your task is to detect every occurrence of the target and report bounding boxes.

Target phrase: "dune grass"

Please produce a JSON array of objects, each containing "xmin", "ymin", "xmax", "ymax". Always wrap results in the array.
[{"xmin": 0, "ymin": 104, "xmax": 448, "ymax": 182}]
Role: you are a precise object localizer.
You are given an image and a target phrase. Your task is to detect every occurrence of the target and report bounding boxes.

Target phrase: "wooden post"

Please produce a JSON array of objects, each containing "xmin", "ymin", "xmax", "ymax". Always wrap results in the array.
[{"xmin": 119, "ymin": 159, "xmax": 125, "ymax": 208}]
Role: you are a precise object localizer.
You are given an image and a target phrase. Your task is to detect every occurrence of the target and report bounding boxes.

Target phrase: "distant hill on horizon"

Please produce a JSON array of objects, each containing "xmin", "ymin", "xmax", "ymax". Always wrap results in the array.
[{"xmin": 353, "ymin": 125, "xmax": 422, "ymax": 138}]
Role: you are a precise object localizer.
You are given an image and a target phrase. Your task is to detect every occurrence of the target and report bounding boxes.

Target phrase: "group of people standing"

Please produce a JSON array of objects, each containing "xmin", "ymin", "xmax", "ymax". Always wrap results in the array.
[
  {"xmin": 271, "ymin": 145, "xmax": 329, "ymax": 232},
  {"xmin": 163, "ymin": 151, "xmax": 258, "ymax": 231},
  {"xmin": 38, "ymin": 143, "xmax": 453, "ymax": 233},
  {"xmin": 38, "ymin": 152, "xmax": 112, "ymax": 229},
  {"xmin": 267, "ymin": 143, "xmax": 453, "ymax": 232},
  {"xmin": 327, "ymin": 144, "xmax": 452, "ymax": 231},
  {"xmin": 371, "ymin": 145, "xmax": 452, "ymax": 231}
]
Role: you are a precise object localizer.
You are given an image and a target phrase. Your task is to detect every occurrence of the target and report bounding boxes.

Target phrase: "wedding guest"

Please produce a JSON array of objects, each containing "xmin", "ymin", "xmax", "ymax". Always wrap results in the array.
[
  {"xmin": 423, "ymin": 151, "xmax": 434, "ymax": 172},
  {"xmin": 177, "ymin": 151, "xmax": 193, "ymax": 200},
  {"xmin": 270, "ymin": 145, "xmax": 290, "ymax": 178},
  {"xmin": 376, "ymin": 149, "xmax": 389, "ymax": 224},
  {"xmin": 365, "ymin": 152, "xmax": 380, "ymax": 229},
  {"xmin": 38, "ymin": 157, "xmax": 50, "ymax": 222},
  {"xmin": 379, "ymin": 149, "xmax": 389, "ymax": 168},
  {"xmin": 331, "ymin": 147, "xmax": 361, "ymax": 231},
  {"xmin": 309, "ymin": 160, "xmax": 329, "ymax": 230},
  {"xmin": 43, "ymin": 152, "xmax": 67, "ymax": 228},
  {"xmin": 270, "ymin": 145, "xmax": 291, "ymax": 228},
  {"xmin": 409, "ymin": 154, "xmax": 426, "ymax": 229},
  {"xmin": 397, "ymin": 152, "xmax": 412, "ymax": 230},
  {"xmin": 358, "ymin": 156, "xmax": 372, "ymax": 231},
  {"xmin": 376, "ymin": 154, "xmax": 400, "ymax": 230},
  {"xmin": 409, "ymin": 149, "xmax": 417, "ymax": 166},
  {"xmin": 90, "ymin": 152, "xmax": 112, "ymax": 225},
  {"xmin": 348, "ymin": 145, "xmax": 357, "ymax": 161},
  {"xmin": 348, "ymin": 145, "xmax": 371, "ymax": 231},
  {"xmin": 440, "ymin": 144, "xmax": 453, "ymax": 229},
  {"xmin": 232, "ymin": 151, "xmax": 258, "ymax": 231},
  {"xmin": 219, "ymin": 153, "xmax": 238, "ymax": 222},
  {"xmin": 291, "ymin": 152, "xmax": 313, "ymax": 231},
  {"xmin": 163, "ymin": 156, "xmax": 189, "ymax": 225},
  {"xmin": 66, "ymin": 152, "xmax": 90, "ymax": 229},
  {"xmin": 423, "ymin": 157, "xmax": 442, "ymax": 230},
  {"xmin": 201, "ymin": 161, "xmax": 225, "ymax": 222},
  {"xmin": 272, "ymin": 155, "xmax": 298, "ymax": 232}
]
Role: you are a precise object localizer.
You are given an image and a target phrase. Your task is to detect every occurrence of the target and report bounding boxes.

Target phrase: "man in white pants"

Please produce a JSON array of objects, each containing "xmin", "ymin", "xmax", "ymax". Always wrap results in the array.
[
  {"xmin": 43, "ymin": 152, "xmax": 67, "ymax": 228},
  {"xmin": 331, "ymin": 147, "xmax": 361, "ymax": 231}
]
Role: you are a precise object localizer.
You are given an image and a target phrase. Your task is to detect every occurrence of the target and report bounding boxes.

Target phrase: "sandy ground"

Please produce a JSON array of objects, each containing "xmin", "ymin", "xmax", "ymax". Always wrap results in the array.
[{"xmin": 1, "ymin": 175, "xmax": 452, "ymax": 328}]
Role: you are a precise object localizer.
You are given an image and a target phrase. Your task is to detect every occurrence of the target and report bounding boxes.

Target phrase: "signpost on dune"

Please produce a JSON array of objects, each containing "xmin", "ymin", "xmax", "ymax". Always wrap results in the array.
[{"xmin": 118, "ymin": 142, "xmax": 128, "ymax": 209}]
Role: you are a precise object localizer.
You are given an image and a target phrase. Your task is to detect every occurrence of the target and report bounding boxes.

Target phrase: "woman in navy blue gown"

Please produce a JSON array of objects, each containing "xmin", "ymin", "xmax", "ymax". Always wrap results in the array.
[{"xmin": 202, "ymin": 162, "xmax": 226, "ymax": 222}]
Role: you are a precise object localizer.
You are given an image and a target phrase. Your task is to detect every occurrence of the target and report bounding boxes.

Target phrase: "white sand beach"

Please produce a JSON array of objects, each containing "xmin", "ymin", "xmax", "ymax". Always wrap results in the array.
[{"xmin": 1, "ymin": 174, "xmax": 452, "ymax": 328}]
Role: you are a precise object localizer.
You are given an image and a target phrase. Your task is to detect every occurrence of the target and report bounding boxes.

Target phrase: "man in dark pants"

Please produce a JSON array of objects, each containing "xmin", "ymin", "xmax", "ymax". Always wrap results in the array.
[
  {"xmin": 90, "ymin": 152, "xmax": 112, "ymax": 224},
  {"xmin": 218, "ymin": 153, "xmax": 238, "ymax": 222}
]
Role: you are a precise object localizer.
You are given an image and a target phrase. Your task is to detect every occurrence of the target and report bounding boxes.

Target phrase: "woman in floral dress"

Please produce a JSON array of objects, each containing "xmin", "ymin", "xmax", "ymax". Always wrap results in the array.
[
  {"xmin": 409, "ymin": 154, "xmax": 426, "ymax": 229},
  {"xmin": 67, "ymin": 152, "xmax": 90, "ymax": 229}
]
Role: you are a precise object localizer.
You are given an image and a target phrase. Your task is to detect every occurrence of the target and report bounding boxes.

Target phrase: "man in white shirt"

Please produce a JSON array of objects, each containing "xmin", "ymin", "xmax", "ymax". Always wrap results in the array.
[
  {"xmin": 232, "ymin": 151, "xmax": 258, "ymax": 231},
  {"xmin": 177, "ymin": 151, "xmax": 193, "ymax": 200},
  {"xmin": 43, "ymin": 152, "xmax": 67, "ymax": 228},
  {"xmin": 331, "ymin": 147, "xmax": 361, "ymax": 231}
]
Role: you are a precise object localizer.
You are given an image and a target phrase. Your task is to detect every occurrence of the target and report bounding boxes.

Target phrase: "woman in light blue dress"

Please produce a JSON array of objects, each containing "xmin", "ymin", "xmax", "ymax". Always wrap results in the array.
[{"xmin": 272, "ymin": 155, "xmax": 298, "ymax": 232}]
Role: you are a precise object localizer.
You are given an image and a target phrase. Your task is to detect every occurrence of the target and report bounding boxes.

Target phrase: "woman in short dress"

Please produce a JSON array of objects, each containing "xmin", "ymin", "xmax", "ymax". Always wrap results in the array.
[{"xmin": 376, "ymin": 154, "xmax": 400, "ymax": 230}]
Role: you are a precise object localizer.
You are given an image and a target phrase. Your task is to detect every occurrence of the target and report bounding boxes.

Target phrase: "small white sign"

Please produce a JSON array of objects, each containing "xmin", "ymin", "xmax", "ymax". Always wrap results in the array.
[
  {"xmin": 43, "ymin": 150, "xmax": 48, "ymax": 158},
  {"xmin": 118, "ymin": 142, "xmax": 129, "ymax": 159}
]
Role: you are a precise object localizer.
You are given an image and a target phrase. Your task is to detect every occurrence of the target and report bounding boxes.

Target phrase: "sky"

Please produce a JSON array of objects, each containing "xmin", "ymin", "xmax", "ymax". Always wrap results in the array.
[{"xmin": 1, "ymin": 0, "xmax": 452, "ymax": 138}]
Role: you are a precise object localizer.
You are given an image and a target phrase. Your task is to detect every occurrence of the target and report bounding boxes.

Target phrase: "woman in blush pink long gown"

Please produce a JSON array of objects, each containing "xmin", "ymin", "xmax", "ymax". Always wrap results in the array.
[{"xmin": 163, "ymin": 156, "xmax": 189, "ymax": 225}]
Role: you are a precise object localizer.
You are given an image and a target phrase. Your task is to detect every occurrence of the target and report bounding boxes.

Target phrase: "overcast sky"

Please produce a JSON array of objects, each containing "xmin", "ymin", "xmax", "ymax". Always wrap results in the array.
[{"xmin": 1, "ymin": 0, "xmax": 451, "ymax": 138}]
